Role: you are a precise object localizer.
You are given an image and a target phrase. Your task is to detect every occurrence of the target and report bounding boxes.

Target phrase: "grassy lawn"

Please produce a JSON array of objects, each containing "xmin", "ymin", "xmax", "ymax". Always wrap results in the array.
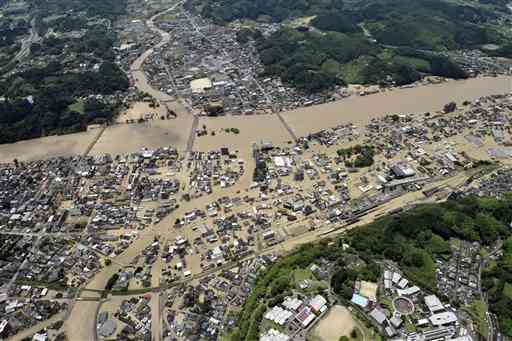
[
  {"xmin": 354, "ymin": 317, "xmax": 376, "ymax": 341},
  {"xmin": 463, "ymin": 299, "xmax": 489, "ymax": 338},
  {"xmin": 15, "ymin": 278, "xmax": 68, "ymax": 291},
  {"xmin": 503, "ymin": 282, "xmax": 512, "ymax": 300},
  {"xmin": 379, "ymin": 296, "xmax": 393, "ymax": 311},
  {"xmin": 393, "ymin": 56, "xmax": 431, "ymax": 72},
  {"xmin": 485, "ymin": 259, "xmax": 497, "ymax": 272},
  {"xmin": 292, "ymin": 268, "xmax": 328, "ymax": 293},
  {"xmin": 405, "ymin": 317, "xmax": 416, "ymax": 333},
  {"xmin": 479, "ymin": 247, "xmax": 490, "ymax": 258},
  {"xmin": 68, "ymin": 100, "xmax": 85, "ymax": 114},
  {"xmin": 156, "ymin": 12, "xmax": 177, "ymax": 21},
  {"xmin": 260, "ymin": 318, "xmax": 285, "ymax": 333},
  {"xmin": 351, "ymin": 309, "xmax": 380, "ymax": 341},
  {"xmin": 450, "ymin": 238, "xmax": 462, "ymax": 249},
  {"xmin": 293, "ymin": 268, "xmax": 313, "ymax": 282}
]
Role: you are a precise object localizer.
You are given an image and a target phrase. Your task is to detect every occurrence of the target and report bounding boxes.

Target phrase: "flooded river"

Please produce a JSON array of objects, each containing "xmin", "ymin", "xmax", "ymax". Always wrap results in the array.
[
  {"xmin": 283, "ymin": 75, "xmax": 512, "ymax": 136},
  {"xmin": 0, "ymin": 76, "xmax": 511, "ymax": 163}
]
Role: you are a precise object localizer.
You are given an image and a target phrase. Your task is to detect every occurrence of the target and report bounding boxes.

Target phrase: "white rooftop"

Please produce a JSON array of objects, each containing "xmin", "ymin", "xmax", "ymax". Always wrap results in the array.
[
  {"xmin": 264, "ymin": 306, "xmax": 292, "ymax": 326},
  {"xmin": 260, "ymin": 329, "xmax": 290, "ymax": 341},
  {"xmin": 429, "ymin": 311, "xmax": 458, "ymax": 326},
  {"xmin": 392, "ymin": 272, "xmax": 402, "ymax": 284},
  {"xmin": 309, "ymin": 295, "xmax": 327, "ymax": 312},
  {"xmin": 396, "ymin": 286, "xmax": 420, "ymax": 296},
  {"xmin": 397, "ymin": 278, "xmax": 409, "ymax": 289},
  {"xmin": 282, "ymin": 297, "xmax": 302, "ymax": 311},
  {"xmin": 425, "ymin": 295, "xmax": 444, "ymax": 313}
]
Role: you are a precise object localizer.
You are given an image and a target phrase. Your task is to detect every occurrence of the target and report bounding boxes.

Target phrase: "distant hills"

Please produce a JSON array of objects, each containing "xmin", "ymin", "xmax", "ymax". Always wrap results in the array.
[{"xmin": 186, "ymin": 0, "xmax": 512, "ymax": 91}]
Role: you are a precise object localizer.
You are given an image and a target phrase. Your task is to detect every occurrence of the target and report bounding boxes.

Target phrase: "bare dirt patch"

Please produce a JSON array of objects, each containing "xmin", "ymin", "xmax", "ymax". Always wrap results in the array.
[
  {"xmin": 116, "ymin": 101, "xmax": 163, "ymax": 123},
  {"xmin": 312, "ymin": 305, "xmax": 358, "ymax": 341},
  {"xmin": 194, "ymin": 115, "xmax": 293, "ymax": 159},
  {"xmin": 359, "ymin": 281, "xmax": 378, "ymax": 302}
]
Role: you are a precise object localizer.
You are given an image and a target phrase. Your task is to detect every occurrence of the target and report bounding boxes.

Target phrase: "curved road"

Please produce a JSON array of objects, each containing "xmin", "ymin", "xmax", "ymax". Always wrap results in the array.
[
  {"xmin": 13, "ymin": 18, "xmax": 39, "ymax": 63},
  {"xmin": 64, "ymin": 5, "xmax": 190, "ymax": 340}
]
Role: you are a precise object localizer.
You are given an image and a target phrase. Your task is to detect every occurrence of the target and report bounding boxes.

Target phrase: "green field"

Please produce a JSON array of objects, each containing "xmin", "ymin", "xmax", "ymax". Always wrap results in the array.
[
  {"xmin": 156, "ymin": 12, "xmax": 177, "ymax": 21},
  {"xmin": 68, "ymin": 100, "xmax": 85, "ymax": 114},
  {"xmin": 464, "ymin": 299, "xmax": 489, "ymax": 338},
  {"xmin": 292, "ymin": 268, "xmax": 328, "ymax": 293},
  {"xmin": 393, "ymin": 56, "xmax": 431, "ymax": 72},
  {"xmin": 503, "ymin": 282, "xmax": 512, "ymax": 300}
]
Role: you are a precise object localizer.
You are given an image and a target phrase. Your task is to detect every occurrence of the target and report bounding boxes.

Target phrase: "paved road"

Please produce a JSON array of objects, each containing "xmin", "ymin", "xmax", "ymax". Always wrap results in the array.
[
  {"xmin": 12, "ymin": 18, "xmax": 39, "ymax": 64},
  {"xmin": 150, "ymin": 254, "xmax": 164, "ymax": 341},
  {"xmin": 0, "ymin": 231, "xmax": 83, "ymax": 237},
  {"xmin": 83, "ymin": 124, "xmax": 107, "ymax": 156},
  {"xmin": 57, "ymin": 4, "xmax": 508, "ymax": 339},
  {"xmin": 63, "ymin": 163, "xmax": 488, "ymax": 341},
  {"xmin": 276, "ymin": 112, "xmax": 298, "ymax": 142}
]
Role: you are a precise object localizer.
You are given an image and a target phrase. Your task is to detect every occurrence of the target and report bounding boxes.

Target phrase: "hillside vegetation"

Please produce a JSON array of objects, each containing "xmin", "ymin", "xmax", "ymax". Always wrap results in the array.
[
  {"xmin": 193, "ymin": 0, "xmax": 506, "ymax": 50},
  {"xmin": 482, "ymin": 235, "xmax": 512, "ymax": 336},
  {"xmin": 0, "ymin": 61, "xmax": 127, "ymax": 144},
  {"xmin": 253, "ymin": 29, "xmax": 467, "ymax": 91},
  {"xmin": 0, "ymin": 0, "xmax": 128, "ymax": 144}
]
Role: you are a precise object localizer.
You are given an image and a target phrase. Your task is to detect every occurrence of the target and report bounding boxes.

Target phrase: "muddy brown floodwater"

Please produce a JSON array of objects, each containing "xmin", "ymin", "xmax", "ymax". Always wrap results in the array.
[
  {"xmin": 0, "ymin": 76, "xmax": 511, "ymax": 163},
  {"xmin": 282, "ymin": 75, "xmax": 512, "ymax": 136}
]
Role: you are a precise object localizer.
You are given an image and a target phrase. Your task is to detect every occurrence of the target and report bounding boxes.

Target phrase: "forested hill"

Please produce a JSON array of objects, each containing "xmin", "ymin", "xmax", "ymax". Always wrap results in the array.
[
  {"xmin": 0, "ymin": 0, "xmax": 128, "ymax": 144},
  {"xmin": 191, "ymin": 0, "xmax": 508, "ymax": 50},
  {"xmin": 350, "ymin": 195, "xmax": 512, "ymax": 337},
  {"xmin": 0, "ymin": 62, "xmax": 128, "ymax": 144},
  {"xmin": 32, "ymin": 0, "xmax": 127, "ymax": 19}
]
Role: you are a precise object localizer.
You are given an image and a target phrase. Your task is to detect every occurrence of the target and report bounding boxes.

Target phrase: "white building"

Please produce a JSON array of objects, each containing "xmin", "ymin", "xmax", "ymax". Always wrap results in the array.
[
  {"xmin": 309, "ymin": 295, "xmax": 327, "ymax": 313},
  {"xmin": 260, "ymin": 329, "xmax": 290, "ymax": 341},
  {"xmin": 425, "ymin": 295, "xmax": 444, "ymax": 313},
  {"xmin": 429, "ymin": 311, "xmax": 458, "ymax": 326}
]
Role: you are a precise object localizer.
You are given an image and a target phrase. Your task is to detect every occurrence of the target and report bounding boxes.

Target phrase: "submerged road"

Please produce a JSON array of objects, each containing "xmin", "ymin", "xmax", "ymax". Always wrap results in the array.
[{"xmin": 48, "ymin": 4, "xmax": 512, "ymax": 341}]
